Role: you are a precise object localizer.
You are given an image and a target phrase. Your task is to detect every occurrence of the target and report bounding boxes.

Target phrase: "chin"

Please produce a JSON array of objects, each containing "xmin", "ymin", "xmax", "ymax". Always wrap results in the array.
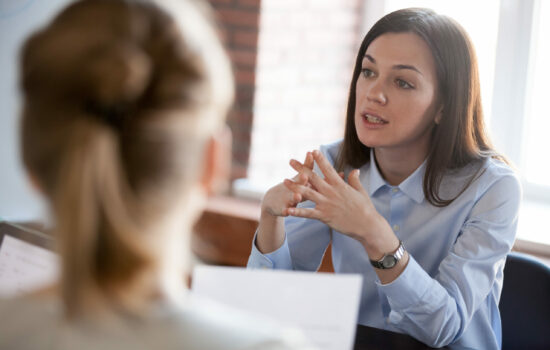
[{"xmin": 356, "ymin": 134, "xmax": 381, "ymax": 149}]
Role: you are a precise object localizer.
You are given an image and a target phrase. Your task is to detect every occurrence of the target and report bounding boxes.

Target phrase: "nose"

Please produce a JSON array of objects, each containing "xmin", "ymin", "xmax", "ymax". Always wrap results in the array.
[{"xmin": 365, "ymin": 79, "xmax": 387, "ymax": 105}]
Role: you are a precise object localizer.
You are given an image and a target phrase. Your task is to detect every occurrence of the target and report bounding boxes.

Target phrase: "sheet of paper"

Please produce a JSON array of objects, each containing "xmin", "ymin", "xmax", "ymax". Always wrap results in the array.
[
  {"xmin": 0, "ymin": 235, "xmax": 59, "ymax": 297},
  {"xmin": 192, "ymin": 266, "xmax": 362, "ymax": 350}
]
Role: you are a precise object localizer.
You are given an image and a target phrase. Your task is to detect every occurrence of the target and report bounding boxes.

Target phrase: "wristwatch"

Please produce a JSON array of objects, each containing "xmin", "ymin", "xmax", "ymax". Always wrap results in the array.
[{"xmin": 369, "ymin": 241, "xmax": 405, "ymax": 269}]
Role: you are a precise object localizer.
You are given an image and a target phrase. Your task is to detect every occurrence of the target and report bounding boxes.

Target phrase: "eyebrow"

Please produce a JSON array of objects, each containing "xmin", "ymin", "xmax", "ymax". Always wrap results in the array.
[{"xmin": 364, "ymin": 54, "xmax": 423, "ymax": 76}]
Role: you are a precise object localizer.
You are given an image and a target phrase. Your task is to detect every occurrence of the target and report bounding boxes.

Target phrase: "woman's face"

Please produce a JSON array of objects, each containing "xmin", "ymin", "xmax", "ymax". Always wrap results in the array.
[{"xmin": 354, "ymin": 32, "xmax": 441, "ymax": 157}]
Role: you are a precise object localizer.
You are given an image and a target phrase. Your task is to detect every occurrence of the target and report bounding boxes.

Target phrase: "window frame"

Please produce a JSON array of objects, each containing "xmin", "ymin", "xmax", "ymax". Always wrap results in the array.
[{"xmin": 492, "ymin": 0, "xmax": 550, "ymax": 249}]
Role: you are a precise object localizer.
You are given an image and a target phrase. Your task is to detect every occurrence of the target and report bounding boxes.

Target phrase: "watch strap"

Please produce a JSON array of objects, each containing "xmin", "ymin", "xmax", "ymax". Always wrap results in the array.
[{"xmin": 370, "ymin": 241, "xmax": 405, "ymax": 269}]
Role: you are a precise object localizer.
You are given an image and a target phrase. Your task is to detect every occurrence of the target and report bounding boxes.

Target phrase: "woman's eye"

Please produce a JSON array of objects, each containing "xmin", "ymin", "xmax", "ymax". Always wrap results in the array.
[
  {"xmin": 361, "ymin": 68, "xmax": 375, "ymax": 78},
  {"xmin": 396, "ymin": 79, "xmax": 413, "ymax": 89}
]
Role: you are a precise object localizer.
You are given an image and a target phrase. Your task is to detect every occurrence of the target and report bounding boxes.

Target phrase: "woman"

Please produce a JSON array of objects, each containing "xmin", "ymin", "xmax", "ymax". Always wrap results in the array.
[
  {"xmin": 248, "ymin": 8, "xmax": 521, "ymax": 350},
  {"xmin": 0, "ymin": 0, "xmax": 311, "ymax": 349}
]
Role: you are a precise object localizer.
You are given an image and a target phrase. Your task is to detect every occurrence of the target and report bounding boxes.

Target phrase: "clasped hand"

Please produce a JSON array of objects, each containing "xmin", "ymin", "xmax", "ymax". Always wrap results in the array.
[{"xmin": 282, "ymin": 150, "xmax": 386, "ymax": 245}]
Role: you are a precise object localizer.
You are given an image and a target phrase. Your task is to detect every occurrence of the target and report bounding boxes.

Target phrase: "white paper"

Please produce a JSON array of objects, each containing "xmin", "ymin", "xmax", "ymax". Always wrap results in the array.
[
  {"xmin": 0, "ymin": 235, "xmax": 59, "ymax": 297},
  {"xmin": 192, "ymin": 266, "xmax": 362, "ymax": 350}
]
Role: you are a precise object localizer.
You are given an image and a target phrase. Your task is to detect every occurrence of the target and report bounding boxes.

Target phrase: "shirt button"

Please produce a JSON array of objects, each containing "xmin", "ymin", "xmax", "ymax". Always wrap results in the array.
[
  {"xmin": 392, "ymin": 187, "xmax": 399, "ymax": 193},
  {"xmin": 393, "ymin": 224, "xmax": 400, "ymax": 232}
]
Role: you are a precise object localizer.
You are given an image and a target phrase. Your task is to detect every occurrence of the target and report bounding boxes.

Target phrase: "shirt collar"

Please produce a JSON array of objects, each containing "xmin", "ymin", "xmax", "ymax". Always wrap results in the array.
[
  {"xmin": 367, "ymin": 149, "xmax": 386, "ymax": 197},
  {"xmin": 367, "ymin": 149, "xmax": 426, "ymax": 204}
]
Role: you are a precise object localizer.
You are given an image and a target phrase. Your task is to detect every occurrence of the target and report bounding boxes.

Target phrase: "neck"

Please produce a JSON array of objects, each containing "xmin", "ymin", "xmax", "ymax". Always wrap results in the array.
[
  {"xmin": 154, "ymin": 222, "xmax": 190, "ymax": 303},
  {"xmin": 151, "ymin": 191, "xmax": 205, "ymax": 305},
  {"xmin": 373, "ymin": 145, "xmax": 429, "ymax": 186}
]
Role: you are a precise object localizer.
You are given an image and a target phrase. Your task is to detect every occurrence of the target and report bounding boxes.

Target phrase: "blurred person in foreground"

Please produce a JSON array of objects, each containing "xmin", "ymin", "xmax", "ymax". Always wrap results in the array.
[{"xmin": 0, "ymin": 0, "xmax": 312, "ymax": 349}]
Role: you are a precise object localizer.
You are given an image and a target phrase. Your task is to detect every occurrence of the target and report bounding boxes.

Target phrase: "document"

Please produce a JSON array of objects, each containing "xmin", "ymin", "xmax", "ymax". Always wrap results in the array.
[
  {"xmin": 0, "ymin": 235, "xmax": 59, "ymax": 297},
  {"xmin": 192, "ymin": 266, "xmax": 362, "ymax": 350}
]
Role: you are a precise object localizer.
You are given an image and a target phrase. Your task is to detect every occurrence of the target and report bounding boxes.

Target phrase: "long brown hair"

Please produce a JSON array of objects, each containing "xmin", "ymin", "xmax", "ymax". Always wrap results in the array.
[
  {"xmin": 20, "ymin": 0, "xmax": 233, "ymax": 317},
  {"xmin": 337, "ymin": 8, "xmax": 503, "ymax": 206}
]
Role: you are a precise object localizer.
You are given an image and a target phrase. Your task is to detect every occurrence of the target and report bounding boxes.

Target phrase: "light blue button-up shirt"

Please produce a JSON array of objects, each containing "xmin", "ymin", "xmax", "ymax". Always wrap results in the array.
[{"xmin": 247, "ymin": 140, "xmax": 521, "ymax": 349}]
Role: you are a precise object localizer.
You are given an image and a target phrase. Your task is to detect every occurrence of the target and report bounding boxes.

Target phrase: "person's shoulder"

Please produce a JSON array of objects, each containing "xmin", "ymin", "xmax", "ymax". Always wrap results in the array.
[
  {"xmin": 446, "ymin": 156, "xmax": 517, "ymax": 184},
  {"xmin": 440, "ymin": 156, "xmax": 521, "ymax": 203},
  {"xmin": 0, "ymin": 294, "xmax": 315, "ymax": 350},
  {"xmin": 452, "ymin": 157, "xmax": 522, "ymax": 206},
  {"xmin": 478, "ymin": 157, "xmax": 521, "ymax": 191},
  {"xmin": 0, "ymin": 294, "xmax": 58, "ymax": 321},
  {"xmin": 0, "ymin": 295, "xmax": 60, "ymax": 349},
  {"xmin": 319, "ymin": 139, "xmax": 343, "ymax": 166},
  {"xmin": 168, "ymin": 295, "xmax": 315, "ymax": 350}
]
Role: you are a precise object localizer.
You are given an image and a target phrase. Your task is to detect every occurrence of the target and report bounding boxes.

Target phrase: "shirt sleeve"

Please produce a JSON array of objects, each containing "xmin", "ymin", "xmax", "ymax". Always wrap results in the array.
[
  {"xmin": 246, "ymin": 145, "xmax": 336, "ymax": 271},
  {"xmin": 247, "ymin": 231, "xmax": 293, "ymax": 269},
  {"xmin": 246, "ymin": 201, "xmax": 332, "ymax": 271},
  {"xmin": 376, "ymin": 173, "xmax": 522, "ymax": 348}
]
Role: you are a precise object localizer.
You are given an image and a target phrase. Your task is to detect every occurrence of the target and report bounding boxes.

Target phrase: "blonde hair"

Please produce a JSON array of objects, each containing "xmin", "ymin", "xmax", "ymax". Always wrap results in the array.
[{"xmin": 20, "ymin": 0, "xmax": 233, "ymax": 317}]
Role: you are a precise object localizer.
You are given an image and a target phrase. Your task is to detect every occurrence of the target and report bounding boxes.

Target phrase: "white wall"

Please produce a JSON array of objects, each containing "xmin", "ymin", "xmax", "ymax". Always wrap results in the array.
[{"xmin": 0, "ymin": 0, "xmax": 71, "ymax": 221}]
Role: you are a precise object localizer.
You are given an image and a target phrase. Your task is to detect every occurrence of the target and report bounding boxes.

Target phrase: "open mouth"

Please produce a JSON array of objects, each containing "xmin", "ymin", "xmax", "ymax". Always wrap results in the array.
[{"xmin": 362, "ymin": 113, "xmax": 388, "ymax": 124}]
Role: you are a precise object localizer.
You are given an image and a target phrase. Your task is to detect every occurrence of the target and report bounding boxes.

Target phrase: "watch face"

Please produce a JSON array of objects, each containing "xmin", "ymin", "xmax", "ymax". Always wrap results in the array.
[{"xmin": 382, "ymin": 255, "xmax": 397, "ymax": 268}]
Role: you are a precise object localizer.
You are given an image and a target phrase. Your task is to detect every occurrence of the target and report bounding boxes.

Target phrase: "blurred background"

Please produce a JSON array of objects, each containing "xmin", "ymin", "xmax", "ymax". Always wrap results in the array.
[{"xmin": 1, "ymin": 0, "xmax": 548, "ymax": 262}]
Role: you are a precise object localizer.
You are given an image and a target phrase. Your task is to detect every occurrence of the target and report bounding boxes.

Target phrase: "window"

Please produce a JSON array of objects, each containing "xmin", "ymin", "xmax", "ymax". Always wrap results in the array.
[
  {"xmin": 513, "ymin": 0, "xmax": 550, "ymax": 245},
  {"xmin": 523, "ymin": 0, "xmax": 550, "ymax": 187}
]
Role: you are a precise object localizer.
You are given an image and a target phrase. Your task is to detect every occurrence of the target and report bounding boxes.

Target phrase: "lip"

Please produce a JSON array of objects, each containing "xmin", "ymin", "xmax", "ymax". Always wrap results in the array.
[{"xmin": 358, "ymin": 109, "xmax": 388, "ymax": 128}]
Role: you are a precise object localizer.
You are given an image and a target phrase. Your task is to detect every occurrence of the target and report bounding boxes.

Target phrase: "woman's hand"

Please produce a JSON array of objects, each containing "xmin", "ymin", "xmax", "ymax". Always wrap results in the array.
[
  {"xmin": 261, "ymin": 152, "xmax": 315, "ymax": 217},
  {"xmin": 256, "ymin": 151, "xmax": 345, "ymax": 254},
  {"xmin": 283, "ymin": 150, "xmax": 391, "ymax": 247},
  {"xmin": 282, "ymin": 150, "xmax": 408, "ymax": 283}
]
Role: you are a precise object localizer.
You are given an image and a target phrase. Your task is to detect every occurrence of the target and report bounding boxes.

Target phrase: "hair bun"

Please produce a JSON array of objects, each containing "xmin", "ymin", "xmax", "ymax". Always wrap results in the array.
[{"xmin": 84, "ymin": 43, "xmax": 152, "ymax": 108}]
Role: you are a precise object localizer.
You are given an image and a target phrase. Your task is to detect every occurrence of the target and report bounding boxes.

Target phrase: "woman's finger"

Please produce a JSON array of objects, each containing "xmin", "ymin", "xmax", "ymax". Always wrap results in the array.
[
  {"xmin": 283, "ymin": 178, "xmax": 325, "ymax": 203},
  {"xmin": 295, "ymin": 172, "xmax": 308, "ymax": 186},
  {"xmin": 289, "ymin": 159, "xmax": 330, "ymax": 193},
  {"xmin": 288, "ymin": 191, "xmax": 302, "ymax": 206},
  {"xmin": 284, "ymin": 206, "xmax": 322, "ymax": 220},
  {"xmin": 304, "ymin": 151, "xmax": 314, "ymax": 170},
  {"xmin": 348, "ymin": 169, "xmax": 367, "ymax": 194},
  {"xmin": 312, "ymin": 150, "xmax": 342, "ymax": 184}
]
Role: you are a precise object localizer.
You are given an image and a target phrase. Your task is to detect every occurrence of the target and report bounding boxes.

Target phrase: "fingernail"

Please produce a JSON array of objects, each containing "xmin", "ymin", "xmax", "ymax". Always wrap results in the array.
[{"xmin": 287, "ymin": 208, "xmax": 294, "ymax": 214}]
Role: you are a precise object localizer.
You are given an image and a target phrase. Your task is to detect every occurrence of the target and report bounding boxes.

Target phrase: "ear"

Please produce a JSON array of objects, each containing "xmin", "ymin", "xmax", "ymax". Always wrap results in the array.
[
  {"xmin": 434, "ymin": 104, "xmax": 444, "ymax": 125},
  {"xmin": 200, "ymin": 126, "xmax": 232, "ymax": 195}
]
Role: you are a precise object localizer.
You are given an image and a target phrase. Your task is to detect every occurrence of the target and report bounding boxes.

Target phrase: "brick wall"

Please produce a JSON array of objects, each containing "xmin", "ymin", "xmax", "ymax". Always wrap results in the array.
[
  {"xmin": 208, "ymin": 0, "xmax": 362, "ymax": 187},
  {"xmin": 208, "ymin": 0, "xmax": 261, "ymax": 180},
  {"xmin": 247, "ymin": 0, "xmax": 362, "ymax": 190}
]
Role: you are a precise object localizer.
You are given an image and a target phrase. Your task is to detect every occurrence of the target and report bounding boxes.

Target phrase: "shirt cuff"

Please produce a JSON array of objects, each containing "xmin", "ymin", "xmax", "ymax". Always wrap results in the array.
[
  {"xmin": 375, "ymin": 255, "xmax": 433, "ymax": 311},
  {"xmin": 246, "ymin": 230, "xmax": 293, "ymax": 270}
]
